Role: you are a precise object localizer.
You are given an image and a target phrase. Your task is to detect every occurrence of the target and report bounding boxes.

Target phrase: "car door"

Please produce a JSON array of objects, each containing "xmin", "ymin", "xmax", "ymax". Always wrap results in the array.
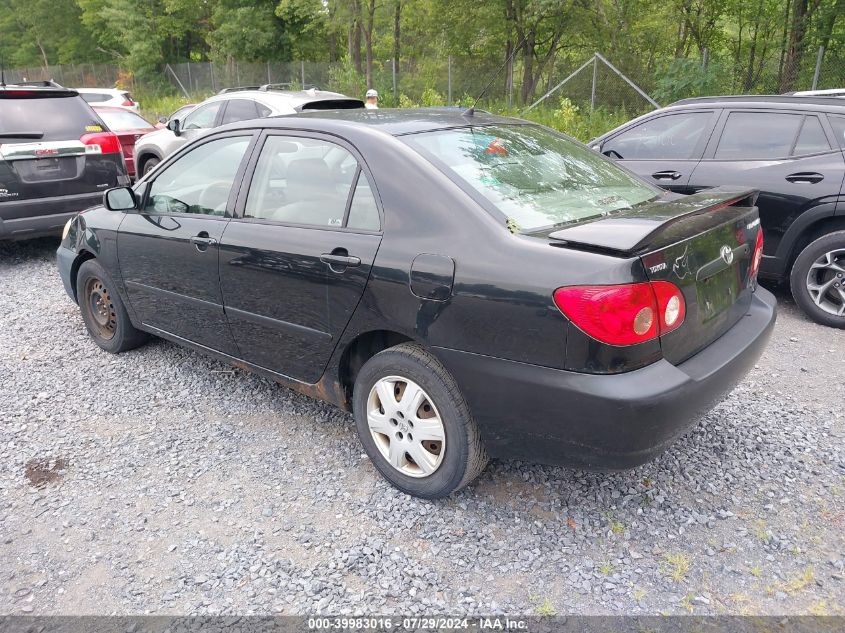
[
  {"xmin": 117, "ymin": 132, "xmax": 256, "ymax": 355},
  {"xmin": 688, "ymin": 109, "xmax": 845, "ymax": 259},
  {"xmin": 598, "ymin": 109, "xmax": 718, "ymax": 193},
  {"xmin": 171, "ymin": 100, "xmax": 225, "ymax": 152},
  {"xmin": 219, "ymin": 132, "xmax": 383, "ymax": 383}
]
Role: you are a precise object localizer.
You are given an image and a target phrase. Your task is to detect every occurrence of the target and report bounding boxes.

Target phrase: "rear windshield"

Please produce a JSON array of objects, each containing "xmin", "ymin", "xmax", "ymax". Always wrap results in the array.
[
  {"xmin": 403, "ymin": 124, "xmax": 659, "ymax": 232},
  {"xmin": 0, "ymin": 94, "xmax": 103, "ymax": 142},
  {"xmin": 96, "ymin": 109, "xmax": 150, "ymax": 131}
]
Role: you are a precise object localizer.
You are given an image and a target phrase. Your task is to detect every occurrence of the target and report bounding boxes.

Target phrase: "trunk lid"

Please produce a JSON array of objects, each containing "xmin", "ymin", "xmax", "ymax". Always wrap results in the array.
[{"xmin": 549, "ymin": 187, "xmax": 762, "ymax": 364}]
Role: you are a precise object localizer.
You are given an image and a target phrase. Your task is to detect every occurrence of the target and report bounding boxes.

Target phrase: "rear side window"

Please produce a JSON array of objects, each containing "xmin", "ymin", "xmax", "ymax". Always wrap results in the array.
[
  {"xmin": 828, "ymin": 115, "xmax": 845, "ymax": 149},
  {"xmin": 602, "ymin": 112, "xmax": 712, "ymax": 160},
  {"xmin": 715, "ymin": 112, "xmax": 802, "ymax": 159},
  {"xmin": 0, "ymin": 94, "xmax": 103, "ymax": 142},
  {"xmin": 792, "ymin": 116, "xmax": 830, "ymax": 155},
  {"xmin": 80, "ymin": 92, "xmax": 110, "ymax": 103},
  {"xmin": 221, "ymin": 99, "xmax": 259, "ymax": 125}
]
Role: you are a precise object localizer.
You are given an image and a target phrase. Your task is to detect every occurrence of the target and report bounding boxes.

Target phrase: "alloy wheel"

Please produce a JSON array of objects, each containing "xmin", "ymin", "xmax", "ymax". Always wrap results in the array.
[
  {"xmin": 806, "ymin": 248, "xmax": 845, "ymax": 317},
  {"xmin": 366, "ymin": 376, "xmax": 446, "ymax": 478},
  {"xmin": 85, "ymin": 277, "xmax": 117, "ymax": 340}
]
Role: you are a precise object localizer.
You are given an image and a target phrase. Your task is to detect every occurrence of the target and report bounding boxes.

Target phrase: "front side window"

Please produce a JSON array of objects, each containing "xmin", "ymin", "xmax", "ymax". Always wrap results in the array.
[
  {"xmin": 245, "ymin": 136, "xmax": 378, "ymax": 229},
  {"xmin": 182, "ymin": 102, "xmax": 222, "ymax": 130},
  {"xmin": 404, "ymin": 125, "xmax": 659, "ymax": 233},
  {"xmin": 143, "ymin": 136, "xmax": 251, "ymax": 216},
  {"xmin": 715, "ymin": 112, "xmax": 802, "ymax": 159},
  {"xmin": 602, "ymin": 112, "xmax": 712, "ymax": 160}
]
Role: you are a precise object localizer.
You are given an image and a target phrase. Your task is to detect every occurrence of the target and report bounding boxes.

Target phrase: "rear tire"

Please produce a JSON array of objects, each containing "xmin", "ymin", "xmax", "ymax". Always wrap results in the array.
[
  {"xmin": 353, "ymin": 343, "xmax": 488, "ymax": 499},
  {"xmin": 790, "ymin": 230, "xmax": 845, "ymax": 328},
  {"xmin": 142, "ymin": 157, "xmax": 159, "ymax": 177},
  {"xmin": 77, "ymin": 259, "xmax": 148, "ymax": 353}
]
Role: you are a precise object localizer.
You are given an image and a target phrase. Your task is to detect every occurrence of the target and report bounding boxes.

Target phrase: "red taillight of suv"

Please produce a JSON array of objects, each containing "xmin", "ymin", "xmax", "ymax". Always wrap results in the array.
[
  {"xmin": 80, "ymin": 132, "xmax": 122, "ymax": 155},
  {"xmin": 750, "ymin": 228, "xmax": 764, "ymax": 281},
  {"xmin": 121, "ymin": 98, "xmax": 134, "ymax": 106},
  {"xmin": 553, "ymin": 281, "xmax": 686, "ymax": 346}
]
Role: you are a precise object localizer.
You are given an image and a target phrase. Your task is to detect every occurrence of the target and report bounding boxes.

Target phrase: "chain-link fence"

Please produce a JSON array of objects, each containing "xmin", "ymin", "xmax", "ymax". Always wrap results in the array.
[{"xmin": 5, "ymin": 46, "xmax": 844, "ymax": 116}]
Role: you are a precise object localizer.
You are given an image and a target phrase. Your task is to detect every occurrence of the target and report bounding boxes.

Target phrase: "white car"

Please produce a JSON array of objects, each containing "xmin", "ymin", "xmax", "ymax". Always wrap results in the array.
[
  {"xmin": 791, "ymin": 88, "xmax": 845, "ymax": 98},
  {"xmin": 75, "ymin": 88, "xmax": 139, "ymax": 112},
  {"xmin": 133, "ymin": 85, "xmax": 363, "ymax": 177}
]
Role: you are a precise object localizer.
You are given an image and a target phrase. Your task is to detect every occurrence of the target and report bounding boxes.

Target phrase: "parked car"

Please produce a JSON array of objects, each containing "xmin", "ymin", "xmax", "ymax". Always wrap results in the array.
[
  {"xmin": 0, "ymin": 82, "xmax": 129, "ymax": 240},
  {"xmin": 75, "ymin": 88, "xmax": 139, "ymax": 112},
  {"xmin": 56, "ymin": 110, "xmax": 776, "ymax": 497},
  {"xmin": 590, "ymin": 95, "xmax": 845, "ymax": 328},
  {"xmin": 134, "ymin": 85, "xmax": 363, "ymax": 177},
  {"xmin": 155, "ymin": 103, "xmax": 196, "ymax": 129},
  {"xmin": 93, "ymin": 106, "xmax": 157, "ymax": 179},
  {"xmin": 791, "ymin": 88, "xmax": 845, "ymax": 98}
]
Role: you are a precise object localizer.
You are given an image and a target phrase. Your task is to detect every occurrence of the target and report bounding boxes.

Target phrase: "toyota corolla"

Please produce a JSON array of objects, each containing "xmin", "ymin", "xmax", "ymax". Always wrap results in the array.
[{"xmin": 56, "ymin": 109, "xmax": 776, "ymax": 498}]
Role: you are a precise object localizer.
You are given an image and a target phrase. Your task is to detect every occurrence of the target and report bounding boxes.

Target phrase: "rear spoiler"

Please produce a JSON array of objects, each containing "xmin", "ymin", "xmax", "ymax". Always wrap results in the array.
[{"xmin": 548, "ymin": 187, "xmax": 759, "ymax": 255}]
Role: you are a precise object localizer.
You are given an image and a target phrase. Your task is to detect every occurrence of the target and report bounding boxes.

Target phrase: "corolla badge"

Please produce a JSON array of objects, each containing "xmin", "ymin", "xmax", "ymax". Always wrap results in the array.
[
  {"xmin": 720, "ymin": 245, "xmax": 734, "ymax": 265},
  {"xmin": 672, "ymin": 245, "xmax": 691, "ymax": 280}
]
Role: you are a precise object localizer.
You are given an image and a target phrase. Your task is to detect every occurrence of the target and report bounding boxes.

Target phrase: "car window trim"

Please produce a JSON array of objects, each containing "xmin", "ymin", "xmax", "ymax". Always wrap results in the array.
[
  {"xmin": 135, "ymin": 130, "xmax": 259, "ymax": 220},
  {"xmin": 600, "ymin": 109, "xmax": 718, "ymax": 161},
  {"xmin": 342, "ymin": 168, "xmax": 362, "ymax": 227},
  {"xmin": 707, "ymin": 109, "xmax": 805, "ymax": 162},
  {"xmin": 231, "ymin": 128, "xmax": 384, "ymax": 234}
]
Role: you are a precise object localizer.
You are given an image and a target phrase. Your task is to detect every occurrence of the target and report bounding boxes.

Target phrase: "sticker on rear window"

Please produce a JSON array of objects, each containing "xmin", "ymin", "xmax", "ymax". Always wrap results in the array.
[{"xmin": 85, "ymin": 124, "xmax": 103, "ymax": 132}]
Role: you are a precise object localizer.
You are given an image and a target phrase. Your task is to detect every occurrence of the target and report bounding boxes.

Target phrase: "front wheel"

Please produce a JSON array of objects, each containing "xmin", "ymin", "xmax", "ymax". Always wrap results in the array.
[
  {"xmin": 790, "ymin": 230, "xmax": 845, "ymax": 328},
  {"xmin": 142, "ymin": 157, "xmax": 160, "ymax": 177},
  {"xmin": 77, "ymin": 259, "xmax": 149, "ymax": 353},
  {"xmin": 353, "ymin": 343, "xmax": 489, "ymax": 499}
]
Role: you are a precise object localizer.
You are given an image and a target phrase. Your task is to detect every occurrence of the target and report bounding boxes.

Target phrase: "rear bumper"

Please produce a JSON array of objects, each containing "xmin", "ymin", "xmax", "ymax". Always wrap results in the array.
[
  {"xmin": 433, "ymin": 286, "xmax": 777, "ymax": 469},
  {"xmin": 0, "ymin": 192, "xmax": 103, "ymax": 240}
]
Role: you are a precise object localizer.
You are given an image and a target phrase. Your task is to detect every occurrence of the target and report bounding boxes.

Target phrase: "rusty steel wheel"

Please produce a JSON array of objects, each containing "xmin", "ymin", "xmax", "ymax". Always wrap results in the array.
[{"xmin": 84, "ymin": 277, "xmax": 117, "ymax": 340}]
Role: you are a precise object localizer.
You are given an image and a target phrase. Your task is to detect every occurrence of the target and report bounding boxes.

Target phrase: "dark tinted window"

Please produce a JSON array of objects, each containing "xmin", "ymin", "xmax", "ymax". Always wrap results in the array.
[
  {"xmin": 221, "ymin": 99, "xmax": 259, "ymax": 125},
  {"xmin": 715, "ymin": 112, "xmax": 802, "ymax": 159},
  {"xmin": 144, "ymin": 136, "xmax": 250, "ymax": 216},
  {"xmin": 602, "ymin": 112, "xmax": 712, "ymax": 160},
  {"xmin": 792, "ymin": 116, "xmax": 830, "ymax": 155},
  {"xmin": 80, "ymin": 92, "xmax": 110, "ymax": 103},
  {"xmin": 828, "ymin": 115, "xmax": 845, "ymax": 149},
  {"xmin": 0, "ymin": 94, "xmax": 103, "ymax": 142}
]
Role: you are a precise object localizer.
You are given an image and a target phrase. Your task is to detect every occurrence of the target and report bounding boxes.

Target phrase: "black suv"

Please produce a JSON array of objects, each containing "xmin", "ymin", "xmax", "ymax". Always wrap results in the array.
[
  {"xmin": 591, "ymin": 96, "xmax": 845, "ymax": 327},
  {"xmin": 0, "ymin": 81, "xmax": 129, "ymax": 240}
]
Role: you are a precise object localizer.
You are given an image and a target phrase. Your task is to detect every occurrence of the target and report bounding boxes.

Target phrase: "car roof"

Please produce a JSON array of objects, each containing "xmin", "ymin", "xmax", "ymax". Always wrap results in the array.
[
  {"xmin": 74, "ymin": 87, "xmax": 126, "ymax": 94},
  {"xmin": 256, "ymin": 107, "xmax": 524, "ymax": 136},
  {"xmin": 793, "ymin": 88, "xmax": 845, "ymax": 96},
  {"xmin": 207, "ymin": 88, "xmax": 362, "ymax": 109},
  {"xmin": 92, "ymin": 105, "xmax": 139, "ymax": 112},
  {"xmin": 669, "ymin": 94, "xmax": 845, "ymax": 111}
]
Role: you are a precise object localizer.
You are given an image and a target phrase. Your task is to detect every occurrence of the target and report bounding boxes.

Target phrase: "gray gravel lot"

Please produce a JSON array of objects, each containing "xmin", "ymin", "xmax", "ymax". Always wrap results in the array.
[{"xmin": 1, "ymin": 237, "xmax": 843, "ymax": 616}]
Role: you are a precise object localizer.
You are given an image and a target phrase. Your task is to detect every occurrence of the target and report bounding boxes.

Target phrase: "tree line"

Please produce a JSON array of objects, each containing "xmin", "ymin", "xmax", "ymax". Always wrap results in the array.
[{"xmin": 1, "ymin": 0, "xmax": 843, "ymax": 102}]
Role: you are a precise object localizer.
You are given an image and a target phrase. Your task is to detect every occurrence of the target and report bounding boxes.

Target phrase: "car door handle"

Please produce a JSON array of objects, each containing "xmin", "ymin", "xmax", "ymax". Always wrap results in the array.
[
  {"xmin": 651, "ymin": 170, "xmax": 682, "ymax": 181},
  {"xmin": 785, "ymin": 172, "xmax": 824, "ymax": 184},
  {"xmin": 190, "ymin": 233, "xmax": 217, "ymax": 252},
  {"xmin": 320, "ymin": 253, "xmax": 361, "ymax": 267}
]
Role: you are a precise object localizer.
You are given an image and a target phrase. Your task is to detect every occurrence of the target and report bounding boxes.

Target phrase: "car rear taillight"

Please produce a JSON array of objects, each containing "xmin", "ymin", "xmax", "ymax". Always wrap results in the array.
[
  {"xmin": 749, "ymin": 228, "xmax": 764, "ymax": 281},
  {"xmin": 80, "ymin": 132, "xmax": 122, "ymax": 155},
  {"xmin": 121, "ymin": 99, "xmax": 134, "ymax": 106},
  {"xmin": 553, "ymin": 281, "xmax": 686, "ymax": 346}
]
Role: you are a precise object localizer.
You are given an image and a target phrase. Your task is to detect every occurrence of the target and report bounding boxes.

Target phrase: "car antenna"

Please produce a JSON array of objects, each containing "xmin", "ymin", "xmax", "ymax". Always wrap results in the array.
[{"xmin": 463, "ymin": 36, "xmax": 526, "ymax": 117}]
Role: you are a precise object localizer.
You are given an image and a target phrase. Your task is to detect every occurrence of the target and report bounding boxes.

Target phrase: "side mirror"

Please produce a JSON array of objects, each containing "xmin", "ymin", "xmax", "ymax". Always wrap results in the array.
[
  {"xmin": 167, "ymin": 117, "xmax": 181, "ymax": 136},
  {"xmin": 158, "ymin": 115, "xmax": 167, "ymax": 124},
  {"xmin": 104, "ymin": 187, "xmax": 137, "ymax": 211}
]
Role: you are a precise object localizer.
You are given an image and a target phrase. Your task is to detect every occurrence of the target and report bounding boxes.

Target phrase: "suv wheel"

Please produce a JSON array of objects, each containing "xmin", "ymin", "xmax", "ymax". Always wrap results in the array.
[
  {"xmin": 353, "ymin": 343, "xmax": 489, "ymax": 499},
  {"xmin": 142, "ymin": 157, "xmax": 160, "ymax": 176},
  {"xmin": 790, "ymin": 230, "xmax": 845, "ymax": 328},
  {"xmin": 77, "ymin": 259, "xmax": 149, "ymax": 352}
]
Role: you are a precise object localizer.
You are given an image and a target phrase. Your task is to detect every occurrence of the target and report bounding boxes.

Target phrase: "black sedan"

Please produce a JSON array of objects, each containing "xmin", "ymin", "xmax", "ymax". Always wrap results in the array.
[{"xmin": 56, "ymin": 109, "xmax": 776, "ymax": 498}]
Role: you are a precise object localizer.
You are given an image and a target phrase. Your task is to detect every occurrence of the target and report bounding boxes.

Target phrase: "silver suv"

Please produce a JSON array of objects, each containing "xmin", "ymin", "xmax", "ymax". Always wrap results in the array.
[{"xmin": 134, "ymin": 85, "xmax": 363, "ymax": 177}]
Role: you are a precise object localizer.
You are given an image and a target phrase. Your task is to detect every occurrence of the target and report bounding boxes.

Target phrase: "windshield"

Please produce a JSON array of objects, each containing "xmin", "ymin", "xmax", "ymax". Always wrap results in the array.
[
  {"xmin": 96, "ymin": 110, "xmax": 151, "ymax": 131},
  {"xmin": 403, "ymin": 124, "xmax": 660, "ymax": 232}
]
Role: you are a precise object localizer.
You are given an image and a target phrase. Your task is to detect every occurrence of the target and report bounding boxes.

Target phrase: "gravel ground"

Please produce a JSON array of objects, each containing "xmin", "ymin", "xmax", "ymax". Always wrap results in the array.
[{"xmin": 1, "ymin": 237, "xmax": 843, "ymax": 617}]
